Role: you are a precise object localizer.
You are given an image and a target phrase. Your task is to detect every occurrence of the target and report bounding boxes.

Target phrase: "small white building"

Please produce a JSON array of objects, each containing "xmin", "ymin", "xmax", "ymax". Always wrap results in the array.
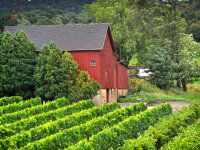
[{"xmin": 137, "ymin": 68, "xmax": 152, "ymax": 78}]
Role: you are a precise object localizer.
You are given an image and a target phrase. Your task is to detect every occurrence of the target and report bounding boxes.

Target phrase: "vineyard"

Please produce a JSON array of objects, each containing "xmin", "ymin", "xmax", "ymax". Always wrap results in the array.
[{"xmin": 0, "ymin": 96, "xmax": 199, "ymax": 150}]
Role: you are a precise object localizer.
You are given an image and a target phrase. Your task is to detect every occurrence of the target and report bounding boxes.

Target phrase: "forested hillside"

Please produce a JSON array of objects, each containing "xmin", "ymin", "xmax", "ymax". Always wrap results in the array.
[{"xmin": 0, "ymin": 0, "xmax": 94, "ymax": 14}]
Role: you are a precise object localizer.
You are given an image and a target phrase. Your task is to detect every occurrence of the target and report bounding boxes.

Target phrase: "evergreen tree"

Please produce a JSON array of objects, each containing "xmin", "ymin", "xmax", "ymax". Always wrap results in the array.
[
  {"xmin": 34, "ymin": 44, "xmax": 51, "ymax": 100},
  {"xmin": 13, "ymin": 31, "xmax": 36, "ymax": 98},
  {"xmin": 145, "ymin": 45, "xmax": 174, "ymax": 89},
  {"xmin": 34, "ymin": 42, "xmax": 100, "ymax": 101},
  {"xmin": 0, "ymin": 32, "xmax": 15, "ymax": 97},
  {"xmin": 0, "ymin": 31, "xmax": 36, "ymax": 98}
]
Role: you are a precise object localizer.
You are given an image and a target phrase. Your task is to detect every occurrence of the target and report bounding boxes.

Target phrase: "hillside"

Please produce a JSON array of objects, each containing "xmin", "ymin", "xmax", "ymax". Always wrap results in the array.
[{"xmin": 0, "ymin": 0, "xmax": 94, "ymax": 15}]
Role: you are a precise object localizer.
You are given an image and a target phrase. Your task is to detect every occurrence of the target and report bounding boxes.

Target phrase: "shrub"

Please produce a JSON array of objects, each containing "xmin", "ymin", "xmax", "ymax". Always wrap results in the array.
[
  {"xmin": 161, "ymin": 118, "xmax": 200, "ymax": 150},
  {"xmin": 70, "ymin": 103, "xmax": 172, "ymax": 150},
  {"xmin": 0, "ymin": 97, "xmax": 69, "ymax": 125},
  {"xmin": 119, "ymin": 103, "xmax": 200, "ymax": 150},
  {"xmin": 8, "ymin": 102, "xmax": 119, "ymax": 149},
  {"xmin": 24, "ymin": 103, "xmax": 146, "ymax": 150},
  {"xmin": 0, "ymin": 96, "xmax": 23, "ymax": 107},
  {"xmin": 0, "ymin": 97, "xmax": 41, "ymax": 116},
  {"xmin": 0, "ymin": 99, "xmax": 94, "ymax": 139}
]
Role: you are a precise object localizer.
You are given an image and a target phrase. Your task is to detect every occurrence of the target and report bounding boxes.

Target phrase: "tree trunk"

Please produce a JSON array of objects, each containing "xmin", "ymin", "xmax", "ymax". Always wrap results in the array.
[
  {"xmin": 177, "ymin": 80, "xmax": 181, "ymax": 88},
  {"xmin": 181, "ymin": 79, "xmax": 187, "ymax": 92}
]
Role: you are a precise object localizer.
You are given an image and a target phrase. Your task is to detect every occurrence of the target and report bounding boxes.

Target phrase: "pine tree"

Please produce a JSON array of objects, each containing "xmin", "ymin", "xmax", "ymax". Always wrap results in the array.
[
  {"xmin": 0, "ymin": 32, "xmax": 15, "ymax": 97},
  {"xmin": 0, "ymin": 31, "xmax": 36, "ymax": 98},
  {"xmin": 145, "ymin": 45, "xmax": 174, "ymax": 89},
  {"xmin": 13, "ymin": 31, "xmax": 36, "ymax": 98},
  {"xmin": 34, "ymin": 44, "xmax": 51, "ymax": 100},
  {"xmin": 34, "ymin": 42, "xmax": 100, "ymax": 101}
]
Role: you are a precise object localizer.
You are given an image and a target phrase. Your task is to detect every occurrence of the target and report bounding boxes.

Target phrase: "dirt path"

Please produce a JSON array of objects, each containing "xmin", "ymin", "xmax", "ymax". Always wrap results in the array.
[{"xmin": 119, "ymin": 101, "xmax": 190, "ymax": 113}]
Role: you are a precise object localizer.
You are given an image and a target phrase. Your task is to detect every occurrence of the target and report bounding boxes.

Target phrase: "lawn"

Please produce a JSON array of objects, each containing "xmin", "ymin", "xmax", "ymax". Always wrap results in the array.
[
  {"xmin": 119, "ymin": 81, "xmax": 200, "ymax": 103},
  {"xmin": 194, "ymin": 78, "xmax": 200, "ymax": 87}
]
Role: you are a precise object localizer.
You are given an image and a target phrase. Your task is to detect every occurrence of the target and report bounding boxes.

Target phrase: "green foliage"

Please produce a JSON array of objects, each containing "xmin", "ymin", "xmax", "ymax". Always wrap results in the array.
[
  {"xmin": 119, "ymin": 81, "xmax": 200, "ymax": 103},
  {"xmin": 0, "ymin": 99, "xmax": 93, "ymax": 139},
  {"xmin": 16, "ymin": 102, "xmax": 120, "ymax": 150},
  {"xmin": 0, "ymin": 31, "xmax": 36, "ymax": 98},
  {"xmin": 75, "ymin": 71, "xmax": 101, "ymax": 101},
  {"xmin": 119, "ymin": 103, "xmax": 200, "ymax": 150},
  {"xmin": 0, "ymin": 97, "xmax": 70, "ymax": 125},
  {"xmin": 34, "ymin": 42, "xmax": 78, "ymax": 100},
  {"xmin": 145, "ymin": 46, "xmax": 174, "ymax": 89},
  {"xmin": 83, "ymin": 0, "xmax": 134, "ymax": 65},
  {"xmin": 161, "ymin": 118, "xmax": 200, "ymax": 150},
  {"xmin": 34, "ymin": 44, "xmax": 51, "ymax": 100},
  {"xmin": 128, "ymin": 78, "xmax": 143, "ymax": 94},
  {"xmin": 66, "ymin": 103, "xmax": 146, "ymax": 150},
  {"xmin": 71, "ymin": 103, "xmax": 171, "ymax": 150},
  {"xmin": 190, "ymin": 23, "xmax": 200, "ymax": 42},
  {"xmin": 17, "ymin": 18, "xmax": 31, "ymax": 26},
  {"xmin": 13, "ymin": 31, "xmax": 37, "ymax": 98},
  {"xmin": 0, "ymin": 0, "xmax": 94, "ymax": 15},
  {"xmin": 34, "ymin": 42, "xmax": 100, "ymax": 102},
  {"xmin": 0, "ymin": 32, "xmax": 15, "ymax": 97},
  {"xmin": 175, "ymin": 34, "xmax": 200, "ymax": 82},
  {"xmin": 0, "ymin": 96, "xmax": 23, "ymax": 107},
  {"xmin": 0, "ymin": 97, "xmax": 41, "ymax": 116}
]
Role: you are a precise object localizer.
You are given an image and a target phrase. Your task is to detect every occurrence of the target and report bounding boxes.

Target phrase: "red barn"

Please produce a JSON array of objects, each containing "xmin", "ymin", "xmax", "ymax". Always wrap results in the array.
[{"xmin": 4, "ymin": 23, "xmax": 129, "ymax": 105}]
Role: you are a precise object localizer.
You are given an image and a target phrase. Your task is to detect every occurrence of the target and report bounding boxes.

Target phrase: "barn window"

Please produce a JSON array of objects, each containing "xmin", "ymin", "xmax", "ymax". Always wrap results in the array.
[{"xmin": 90, "ymin": 60, "xmax": 96, "ymax": 66}]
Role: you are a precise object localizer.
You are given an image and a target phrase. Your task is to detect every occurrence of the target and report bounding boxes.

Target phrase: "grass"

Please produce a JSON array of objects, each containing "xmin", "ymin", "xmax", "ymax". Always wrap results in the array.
[
  {"xmin": 194, "ymin": 78, "xmax": 200, "ymax": 87},
  {"xmin": 119, "ymin": 81, "xmax": 200, "ymax": 103},
  {"xmin": 129, "ymin": 54, "xmax": 138, "ymax": 65}
]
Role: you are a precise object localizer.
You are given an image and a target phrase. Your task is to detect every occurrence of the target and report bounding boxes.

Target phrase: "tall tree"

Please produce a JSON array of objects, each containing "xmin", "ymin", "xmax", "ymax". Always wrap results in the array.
[
  {"xmin": 146, "ymin": 44, "xmax": 175, "ymax": 89},
  {"xmin": 0, "ymin": 31, "xmax": 36, "ymax": 98},
  {"xmin": 34, "ymin": 44, "xmax": 51, "ymax": 100},
  {"xmin": 0, "ymin": 32, "xmax": 15, "ymax": 97},
  {"xmin": 83, "ymin": 0, "xmax": 135, "ymax": 65},
  {"xmin": 34, "ymin": 42, "xmax": 100, "ymax": 101},
  {"xmin": 175, "ymin": 34, "xmax": 200, "ymax": 91}
]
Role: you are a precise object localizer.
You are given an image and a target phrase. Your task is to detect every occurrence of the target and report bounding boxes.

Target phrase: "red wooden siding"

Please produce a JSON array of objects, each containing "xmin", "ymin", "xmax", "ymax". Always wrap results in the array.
[
  {"xmin": 117, "ymin": 63, "xmax": 129, "ymax": 89},
  {"xmin": 100, "ymin": 31, "xmax": 117, "ymax": 89},
  {"xmin": 70, "ymin": 51, "xmax": 101, "ymax": 83}
]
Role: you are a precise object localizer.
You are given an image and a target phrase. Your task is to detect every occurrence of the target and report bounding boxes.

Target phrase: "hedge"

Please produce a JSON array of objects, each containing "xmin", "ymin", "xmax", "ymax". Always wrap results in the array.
[
  {"xmin": 119, "ymin": 102, "xmax": 200, "ymax": 150},
  {"xmin": 0, "ymin": 96, "xmax": 23, "ymax": 107},
  {"xmin": 161, "ymin": 118, "xmax": 200, "ymax": 150},
  {"xmin": 0, "ymin": 97, "xmax": 41, "ymax": 116},
  {"xmin": 68, "ymin": 103, "xmax": 172, "ymax": 150},
  {"xmin": 22, "ymin": 103, "xmax": 146, "ymax": 150},
  {"xmin": 0, "ymin": 99, "xmax": 94, "ymax": 139},
  {"xmin": 4, "ymin": 102, "xmax": 120, "ymax": 149},
  {"xmin": 0, "ymin": 97, "xmax": 69, "ymax": 125}
]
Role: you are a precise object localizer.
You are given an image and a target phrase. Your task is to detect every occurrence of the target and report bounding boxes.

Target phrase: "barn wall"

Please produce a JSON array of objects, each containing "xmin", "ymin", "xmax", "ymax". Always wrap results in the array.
[
  {"xmin": 70, "ymin": 51, "xmax": 101, "ymax": 83},
  {"xmin": 100, "ymin": 32, "xmax": 117, "ymax": 89},
  {"xmin": 117, "ymin": 63, "xmax": 129, "ymax": 89}
]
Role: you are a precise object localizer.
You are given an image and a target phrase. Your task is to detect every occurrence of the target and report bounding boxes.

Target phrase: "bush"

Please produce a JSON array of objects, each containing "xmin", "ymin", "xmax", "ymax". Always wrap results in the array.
[
  {"xmin": 0, "ymin": 96, "xmax": 23, "ymax": 107},
  {"xmin": 119, "ymin": 103, "xmax": 200, "ymax": 150},
  {"xmin": 0, "ymin": 97, "xmax": 41, "ymax": 116},
  {"xmin": 161, "ymin": 118, "xmax": 200, "ymax": 150},
  {"xmin": 13, "ymin": 102, "xmax": 120, "ymax": 149},
  {"xmin": 70, "ymin": 103, "xmax": 172, "ymax": 150},
  {"xmin": 0, "ymin": 99, "xmax": 94, "ymax": 139},
  {"xmin": 0, "ymin": 97, "xmax": 69, "ymax": 125},
  {"xmin": 27, "ymin": 103, "xmax": 146, "ymax": 150},
  {"xmin": 128, "ymin": 78, "xmax": 143, "ymax": 94}
]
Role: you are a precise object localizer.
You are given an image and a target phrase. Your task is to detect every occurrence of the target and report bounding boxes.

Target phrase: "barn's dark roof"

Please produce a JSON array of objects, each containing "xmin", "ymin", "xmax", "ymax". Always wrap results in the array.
[{"xmin": 4, "ymin": 23, "xmax": 109, "ymax": 52}]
